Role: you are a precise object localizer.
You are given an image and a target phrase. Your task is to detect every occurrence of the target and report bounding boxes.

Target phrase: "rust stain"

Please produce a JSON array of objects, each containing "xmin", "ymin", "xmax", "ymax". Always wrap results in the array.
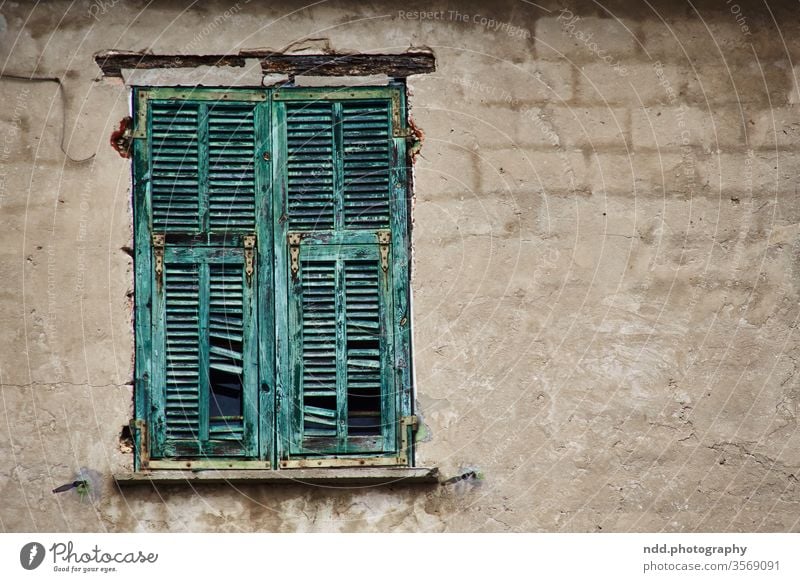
[
  {"xmin": 110, "ymin": 116, "xmax": 133, "ymax": 158},
  {"xmin": 407, "ymin": 116, "xmax": 424, "ymax": 162}
]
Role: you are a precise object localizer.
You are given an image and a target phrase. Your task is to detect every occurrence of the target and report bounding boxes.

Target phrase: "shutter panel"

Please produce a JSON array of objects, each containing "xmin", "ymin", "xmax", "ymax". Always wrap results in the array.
[
  {"xmin": 283, "ymin": 99, "xmax": 392, "ymax": 232},
  {"xmin": 208, "ymin": 102, "xmax": 257, "ymax": 233},
  {"xmin": 149, "ymin": 99, "xmax": 258, "ymax": 236},
  {"xmin": 152, "ymin": 246, "xmax": 258, "ymax": 458},
  {"xmin": 287, "ymin": 245, "xmax": 395, "ymax": 455},
  {"xmin": 151, "ymin": 102, "xmax": 201, "ymax": 232},
  {"xmin": 341, "ymin": 101, "xmax": 391, "ymax": 229},
  {"xmin": 285, "ymin": 102, "xmax": 335, "ymax": 230}
]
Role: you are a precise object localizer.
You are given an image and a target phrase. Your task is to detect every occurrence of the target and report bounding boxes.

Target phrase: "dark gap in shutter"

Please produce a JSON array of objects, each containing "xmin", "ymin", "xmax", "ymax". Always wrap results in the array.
[
  {"xmin": 208, "ymin": 263, "xmax": 245, "ymax": 441},
  {"xmin": 345, "ymin": 259, "xmax": 382, "ymax": 437}
]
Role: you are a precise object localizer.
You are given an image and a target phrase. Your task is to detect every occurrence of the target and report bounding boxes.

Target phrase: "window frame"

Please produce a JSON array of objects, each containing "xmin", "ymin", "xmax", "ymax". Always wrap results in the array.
[{"xmin": 131, "ymin": 84, "xmax": 415, "ymax": 471}]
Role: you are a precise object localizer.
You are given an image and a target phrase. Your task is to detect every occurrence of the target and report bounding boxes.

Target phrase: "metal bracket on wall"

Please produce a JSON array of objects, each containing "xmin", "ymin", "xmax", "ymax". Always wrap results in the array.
[
  {"xmin": 244, "ymin": 234, "xmax": 256, "ymax": 285},
  {"xmin": 288, "ymin": 233, "xmax": 302, "ymax": 277}
]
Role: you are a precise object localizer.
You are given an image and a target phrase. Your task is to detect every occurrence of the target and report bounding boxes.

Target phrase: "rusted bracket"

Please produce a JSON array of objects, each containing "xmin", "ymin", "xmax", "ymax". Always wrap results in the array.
[
  {"xmin": 378, "ymin": 230, "xmax": 391, "ymax": 273},
  {"xmin": 131, "ymin": 419, "xmax": 150, "ymax": 470},
  {"xmin": 152, "ymin": 234, "xmax": 165, "ymax": 284},
  {"xmin": 244, "ymin": 234, "xmax": 256, "ymax": 285},
  {"xmin": 398, "ymin": 415, "xmax": 418, "ymax": 466},
  {"xmin": 391, "ymin": 91, "xmax": 412, "ymax": 138},
  {"xmin": 288, "ymin": 233, "xmax": 302, "ymax": 278}
]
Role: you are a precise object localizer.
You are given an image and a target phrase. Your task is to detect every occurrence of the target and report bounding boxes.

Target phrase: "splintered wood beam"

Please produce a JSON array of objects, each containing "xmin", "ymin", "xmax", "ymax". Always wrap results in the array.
[
  {"xmin": 253, "ymin": 52, "xmax": 436, "ymax": 77},
  {"xmin": 94, "ymin": 52, "xmax": 247, "ymax": 78},
  {"xmin": 94, "ymin": 50, "xmax": 436, "ymax": 79}
]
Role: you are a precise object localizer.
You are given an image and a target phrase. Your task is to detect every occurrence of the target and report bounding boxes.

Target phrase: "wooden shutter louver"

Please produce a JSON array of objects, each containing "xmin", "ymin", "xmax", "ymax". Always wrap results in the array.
[
  {"xmin": 285, "ymin": 102, "xmax": 335, "ymax": 230},
  {"xmin": 154, "ymin": 248, "xmax": 257, "ymax": 457},
  {"xmin": 208, "ymin": 102, "xmax": 257, "ymax": 233},
  {"xmin": 135, "ymin": 86, "xmax": 411, "ymax": 469},
  {"xmin": 151, "ymin": 102, "xmax": 201, "ymax": 232},
  {"xmin": 341, "ymin": 101, "xmax": 391, "ymax": 229}
]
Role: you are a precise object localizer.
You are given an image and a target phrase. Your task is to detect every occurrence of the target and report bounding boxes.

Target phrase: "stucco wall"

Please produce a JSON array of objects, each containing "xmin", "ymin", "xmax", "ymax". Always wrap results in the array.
[{"xmin": 2, "ymin": 0, "xmax": 799, "ymax": 532}]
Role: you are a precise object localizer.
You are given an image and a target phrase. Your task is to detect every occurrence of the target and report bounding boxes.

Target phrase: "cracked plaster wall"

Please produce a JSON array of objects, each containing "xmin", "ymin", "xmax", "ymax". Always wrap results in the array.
[{"xmin": 1, "ymin": 0, "xmax": 800, "ymax": 532}]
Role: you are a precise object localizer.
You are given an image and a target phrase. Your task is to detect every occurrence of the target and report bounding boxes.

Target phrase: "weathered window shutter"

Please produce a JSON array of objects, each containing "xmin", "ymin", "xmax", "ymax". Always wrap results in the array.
[
  {"xmin": 134, "ymin": 86, "xmax": 412, "ymax": 469},
  {"xmin": 136, "ymin": 90, "xmax": 268, "ymax": 462},
  {"xmin": 273, "ymin": 88, "xmax": 412, "ymax": 465}
]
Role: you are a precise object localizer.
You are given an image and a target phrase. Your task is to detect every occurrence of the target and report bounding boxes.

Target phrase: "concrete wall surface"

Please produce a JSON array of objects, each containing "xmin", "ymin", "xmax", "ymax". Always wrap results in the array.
[{"xmin": 1, "ymin": 0, "xmax": 800, "ymax": 532}]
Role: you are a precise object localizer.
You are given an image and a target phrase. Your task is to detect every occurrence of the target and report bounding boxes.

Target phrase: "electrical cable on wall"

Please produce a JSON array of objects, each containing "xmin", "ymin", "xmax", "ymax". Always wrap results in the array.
[{"xmin": 0, "ymin": 72, "xmax": 96, "ymax": 163}]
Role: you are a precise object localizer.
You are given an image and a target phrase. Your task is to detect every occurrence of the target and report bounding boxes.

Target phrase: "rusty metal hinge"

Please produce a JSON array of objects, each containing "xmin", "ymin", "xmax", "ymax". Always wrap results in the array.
[
  {"xmin": 398, "ymin": 415, "xmax": 418, "ymax": 466},
  {"xmin": 378, "ymin": 230, "xmax": 391, "ymax": 273},
  {"xmin": 152, "ymin": 234, "xmax": 165, "ymax": 283},
  {"xmin": 131, "ymin": 419, "xmax": 150, "ymax": 470},
  {"xmin": 288, "ymin": 233, "xmax": 302, "ymax": 277},
  {"xmin": 244, "ymin": 234, "xmax": 256, "ymax": 285},
  {"xmin": 391, "ymin": 91, "xmax": 412, "ymax": 138}
]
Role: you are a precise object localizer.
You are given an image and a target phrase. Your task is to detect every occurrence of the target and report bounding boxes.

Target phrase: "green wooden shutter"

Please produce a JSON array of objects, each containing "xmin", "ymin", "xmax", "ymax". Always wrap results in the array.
[
  {"xmin": 274, "ymin": 88, "xmax": 411, "ymax": 465},
  {"xmin": 151, "ymin": 246, "xmax": 258, "ymax": 457},
  {"xmin": 136, "ymin": 89, "xmax": 269, "ymax": 464}
]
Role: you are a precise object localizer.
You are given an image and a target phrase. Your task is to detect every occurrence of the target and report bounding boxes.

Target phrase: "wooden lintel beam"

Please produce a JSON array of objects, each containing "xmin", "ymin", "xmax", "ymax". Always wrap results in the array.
[{"xmin": 94, "ymin": 50, "xmax": 435, "ymax": 79}]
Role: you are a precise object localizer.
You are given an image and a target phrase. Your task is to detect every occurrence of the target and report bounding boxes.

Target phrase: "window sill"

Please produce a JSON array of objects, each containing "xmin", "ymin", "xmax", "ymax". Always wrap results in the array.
[{"xmin": 114, "ymin": 467, "xmax": 439, "ymax": 486}]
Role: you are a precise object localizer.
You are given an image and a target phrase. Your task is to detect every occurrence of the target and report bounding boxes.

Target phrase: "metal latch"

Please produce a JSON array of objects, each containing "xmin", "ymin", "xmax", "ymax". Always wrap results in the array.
[
  {"xmin": 378, "ymin": 230, "xmax": 391, "ymax": 273},
  {"xmin": 152, "ymin": 234, "xmax": 165, "ymax": 284},
  {"xmin": 244, "ymin": 234, "xmax": 256, "ymax": 285},
  {"xmin": 288, "ymin": 233, "xmax": 302, "ymax": 277}
]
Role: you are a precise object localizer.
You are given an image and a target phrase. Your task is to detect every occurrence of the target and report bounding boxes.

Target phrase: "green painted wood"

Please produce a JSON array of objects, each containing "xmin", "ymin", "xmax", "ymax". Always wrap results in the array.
[
  {"xmin": 149, "ymin": 100, "xmax": 201, "ymax": 233},
  {"xmin": 198, "ymin": 261, "xmax": 210, "ymax": 442},
  {"xmin": 273, "ymin": 88, "xmax": 396, "ymax": 101},
  {"xmin": 254, "ymin": 98, "xmax": 275, "ymax": 466},
  {"xmin": 332, "ymin": 101, "xmax": 345, "ymax": 232},
  {"xmin": 283, "ymin": 100, "xmax": 335, "ymax": 230},
  {"xmin": 147, "ymin": 87, "xmax": 267, "ymax": 102},
  {"xmin": 132, "ymin": 87, "xmax": 153, "ymax": 471},
  {"xmin": 207, "ymin": 102, "xmax": 258, "ymax": 233},
  {"xmin": 285, "ymin": 244, "xmax": 391, "ymax": 456},
  {"xmin": 334, "ymin": 258, "xmax": 347, "ymax": 447},
  {"xmin": 198, "ymin": 103, "xmax": 210, "ymax": 233},
  {"xmin": 153, "ymin": 247, "xmax": 257, "ymax": 457},
  {"xmin": 341, "ymin": 100, "xmax": 392, "ymax": 229},
  {"xmin": 388, "ymin": 92, "xmax": 414, "ymax": 462},
  {"xmin": 137, "ymin": 84, "xmax": 411, "ymax": 466},
  {"xmin": 272, "ymin": 100, "xmax": 291, "ymax": 462}
]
